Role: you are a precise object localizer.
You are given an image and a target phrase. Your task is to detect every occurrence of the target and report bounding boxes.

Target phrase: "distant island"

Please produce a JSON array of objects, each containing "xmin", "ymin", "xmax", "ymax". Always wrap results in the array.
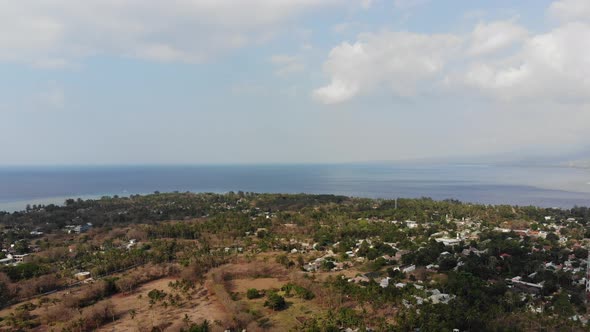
[{"xmin": 0, "ymin": 192, "xmax": 589, "ymax": 331}]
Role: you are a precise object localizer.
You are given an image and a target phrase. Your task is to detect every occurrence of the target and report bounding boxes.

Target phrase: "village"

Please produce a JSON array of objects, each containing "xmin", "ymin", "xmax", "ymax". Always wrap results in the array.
[{"xmin": 0, "ymin": 193, "xmax": 589, "ymax": 331}]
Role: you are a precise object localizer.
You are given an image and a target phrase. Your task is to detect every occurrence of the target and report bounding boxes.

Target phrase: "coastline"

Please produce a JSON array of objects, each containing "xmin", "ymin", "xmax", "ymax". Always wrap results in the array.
[{"xmin": 1, "ymin": 164, "xmax": 589, "ymax": 212}]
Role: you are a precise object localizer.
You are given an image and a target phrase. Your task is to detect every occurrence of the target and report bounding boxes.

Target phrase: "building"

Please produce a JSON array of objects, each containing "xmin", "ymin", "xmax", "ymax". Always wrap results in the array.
[
  {"xmin": 66, "ymin": 223, "xmax": 93, "ymax": 234},
  {"xmin": 13, "ymin": 254, "xmax": 29, "ymax": 263},
  {"xmin": 0, "ymin": 254, "xmax": 14, "ymax": 265},
  {"xmin": 74, "ymin": 271, "xmax": 91, "ymax": 281},
  {"xmin": 435, "ymin": 237, "xmax": 461, "ymax": 246}
]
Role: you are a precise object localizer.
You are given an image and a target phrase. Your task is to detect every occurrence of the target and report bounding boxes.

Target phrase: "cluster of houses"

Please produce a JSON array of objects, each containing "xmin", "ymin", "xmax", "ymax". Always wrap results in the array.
[{"xmin": 275, "ymin": 213, "xmax": 590, "ymax": 325}]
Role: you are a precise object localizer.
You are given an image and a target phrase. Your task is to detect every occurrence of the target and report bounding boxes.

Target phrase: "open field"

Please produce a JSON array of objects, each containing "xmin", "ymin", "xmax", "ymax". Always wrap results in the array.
[
  {"xmin": 0, "ymin": 259, "xmax": 338, "ymax": 331},
  {"xmin": 97, "ymin": 277, "xmax": 229, "ymax": 332}
]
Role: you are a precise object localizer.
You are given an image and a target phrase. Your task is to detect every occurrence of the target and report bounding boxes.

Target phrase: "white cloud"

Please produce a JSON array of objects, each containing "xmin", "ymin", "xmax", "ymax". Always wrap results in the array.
[
  {"xmin": 316, "ymin": 1, "xmax": 590, "ymax": 105},
  {"xmin": 270, "ymin": 54, "xmax": 306, "ymax": 76},
  {"xmin": 549, "ymin": 0, "xmax": 590, "ymax": 22},
  {"xmin": 0, "ymin": 0, "xmax": 341, "ymax": 66},
  {"xmin": 468, "ymin": 21, "xmax": 529, "ymax": 56},
  {"xmin": 463, "ymin": 22, "xmax": 590, "ymax": 101},
  {"xmin": 313, "ymin": 31, "xmax": 462, "ymax": 104},
  {"xmin": 0, "ymin": 11, "xmax": 64, "ymax": 62},
  {"xmin": 314, "ymin": 79, "xmax": 360, "ymax": 104}
]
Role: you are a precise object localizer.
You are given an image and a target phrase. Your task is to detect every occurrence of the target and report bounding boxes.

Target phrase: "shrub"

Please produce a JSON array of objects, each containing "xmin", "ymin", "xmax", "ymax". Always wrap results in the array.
[
  {"xmin": 264, "ymin": 292, "xmax": 286, "ymax": 311},
  {"xmin": 182, "ymin": 320, "xmax": 210, "ymax": 332},
  {"xmin": 281, "ymin": 283, "xmax": 315, "ymax": 300},
  {"xmin": 246, "ymin": 288, "xmax": 262, "ymax": 299},
  {"xmin": 147, "ymin": 289, "xmax": 167, "ymax": 302}
]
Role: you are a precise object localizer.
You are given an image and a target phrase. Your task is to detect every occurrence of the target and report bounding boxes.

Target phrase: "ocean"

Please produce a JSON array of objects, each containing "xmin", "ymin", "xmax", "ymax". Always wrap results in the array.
[{"xmin": 0, "ymin": 164, "xmax": 589, "ymax": 212}]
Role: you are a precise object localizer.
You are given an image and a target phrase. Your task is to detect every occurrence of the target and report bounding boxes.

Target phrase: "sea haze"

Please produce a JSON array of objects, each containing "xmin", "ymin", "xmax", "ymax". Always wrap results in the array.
[{"xmin": 0, "ymin": 164, "xmax": 589, "ymax": 212}]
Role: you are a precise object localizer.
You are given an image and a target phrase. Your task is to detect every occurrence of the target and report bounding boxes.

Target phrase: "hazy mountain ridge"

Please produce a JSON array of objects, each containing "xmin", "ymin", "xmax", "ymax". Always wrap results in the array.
[{"xmin": 383, "ymin": 147, "xmax": 590, "ymax": 169}]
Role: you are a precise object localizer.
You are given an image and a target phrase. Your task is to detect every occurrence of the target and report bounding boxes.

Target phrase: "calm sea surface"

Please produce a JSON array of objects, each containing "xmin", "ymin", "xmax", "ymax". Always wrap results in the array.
[{"xmin": 0, "ymin": 164, "xmax": 589, "ymax": 212}]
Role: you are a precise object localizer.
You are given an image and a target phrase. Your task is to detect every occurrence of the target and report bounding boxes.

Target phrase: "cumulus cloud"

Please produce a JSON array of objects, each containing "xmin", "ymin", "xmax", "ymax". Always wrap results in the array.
[
  {"xmin": 463, "ymin": 22, "xmax": 590, "ymax": 101},
  {"xmin": 315, "ymin": 0, "xmax": 590, "ymax": 104},
  {"xmin": 0, "ymin": 0, "xmax": 340, "ymax": 66},
  {"xmin": 313, "ymin": 31, "xmax": 462, "ymax": 104},
  {"xmin": 468, "ymin": 21, "xmax": 529, "ymax": 56}
]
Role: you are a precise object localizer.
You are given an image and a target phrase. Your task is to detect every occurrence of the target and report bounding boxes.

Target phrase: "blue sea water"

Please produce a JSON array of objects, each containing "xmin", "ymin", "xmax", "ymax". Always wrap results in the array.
[{"xmin": 0, "ymin": 164, "xmax": 589, "ymax": 212}]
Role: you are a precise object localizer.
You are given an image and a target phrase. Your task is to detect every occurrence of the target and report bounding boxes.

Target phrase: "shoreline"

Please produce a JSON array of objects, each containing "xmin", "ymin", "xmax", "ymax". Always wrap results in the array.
[{"xmin": 1, "ymin": 185, "xmax": 589, "ymax": 213}]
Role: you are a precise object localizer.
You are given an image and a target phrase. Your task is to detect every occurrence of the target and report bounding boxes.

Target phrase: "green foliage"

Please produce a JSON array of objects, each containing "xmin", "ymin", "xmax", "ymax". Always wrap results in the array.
[
  {"xmin": 147, "ymin": 289, "xmax": 167, "ymax": 303},
  {"xmin": 1, "ymin": 192, "xmax": 589, "ymax": 330},
  {"xmin": 2, "ymin": 262, "xmax": 46, "ymax": 281},
  {"xmin": 281, "ymin": 283, "xmax": 315, "ymax": 300},
  {"xmin": 321, "ymin": 260, "xmax": 335, "ymax": 271},
  {"xmin": 264, "ymin": 292, "xmax": 286, "ymax": 311},
  {"xmin": 182, "ymin": 320, "xmax": 210, "ymax": 332},
  {"xmin": 246, "ymin": 288, "xmax": 262, "ymax": 299}
]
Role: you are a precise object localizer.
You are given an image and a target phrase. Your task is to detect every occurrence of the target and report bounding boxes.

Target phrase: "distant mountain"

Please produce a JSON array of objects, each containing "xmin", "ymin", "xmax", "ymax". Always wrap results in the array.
[
  {"xmin": 561, "ymin": 159, "xmax": 590, "ymax": 168},
  {"xmin": 379, "ymin": 147, "xmax": 590, "ymax": 169}
]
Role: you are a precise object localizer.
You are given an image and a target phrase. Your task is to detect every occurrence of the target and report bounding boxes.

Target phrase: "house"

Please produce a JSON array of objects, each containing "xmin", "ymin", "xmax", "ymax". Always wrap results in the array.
[
  {"xmin": 66, "ymin": 223, "xmax": 93, "ymax": 234},
  {"xmin": 13, "ymin": 254, "xmax": 29, "ymax": 263},
  {"xmin": 507, "ymin": 277, "xmax": 543, "ymax": 294},
  {"xmin": 435, "ymin": 237, "xmax": 461, "ymax": 246},
  {"xmin": 0, "ymin": 254, "xmax": 14, "ymax": 265},
  {"xmin": 402, "ymin": 265, "xmax": 416, "ymax": 273},
  {"xmin": 74, "ymin": 223, "xmax": 93, "ymax": 234},
  {"xmin": 74, "ymin": 271, "xmax": 91, "ymax": 281},
  {"xmin": 429, "ymin": 293, "xmax": 455, "ymax": 304}
]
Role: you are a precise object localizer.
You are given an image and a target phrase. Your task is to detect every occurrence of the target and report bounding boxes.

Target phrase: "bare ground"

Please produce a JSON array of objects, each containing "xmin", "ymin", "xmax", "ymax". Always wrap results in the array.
[{"xmin": 96, "ymin": 277, "xmax": 230, "ymax": 332}]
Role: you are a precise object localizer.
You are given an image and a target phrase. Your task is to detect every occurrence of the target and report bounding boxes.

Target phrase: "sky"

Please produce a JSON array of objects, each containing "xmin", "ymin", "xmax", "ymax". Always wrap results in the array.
[{"xmin": 1, "ymin": 0, "xmax": 589, "ymax": 165}]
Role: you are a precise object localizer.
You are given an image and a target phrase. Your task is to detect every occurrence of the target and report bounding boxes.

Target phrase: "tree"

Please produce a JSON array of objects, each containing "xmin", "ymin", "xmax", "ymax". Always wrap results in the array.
[
  {"xmin": 183, "ymin": 320, "xmax": 210, "ymax": 332},
  {"xmin": 264, "ymin": 292, "xmax": 286, "ymax": 311},
  {"xmin": 546, "ymin": 232, "xmax": 559, "ymax": 243},
  {"xmin": 14, "ymin": 239, "xmax": 30, "ymax": 254},
  {"xmin": 553, "ymin": 292, "xmax": 574, "ymax": 317}
]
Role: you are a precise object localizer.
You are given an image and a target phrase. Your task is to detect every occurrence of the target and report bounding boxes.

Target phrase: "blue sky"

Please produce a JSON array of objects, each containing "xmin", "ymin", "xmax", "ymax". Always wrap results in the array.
[{"xmin": 1, "ymin": 0, "xmax": 589, "ymax": 165}]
